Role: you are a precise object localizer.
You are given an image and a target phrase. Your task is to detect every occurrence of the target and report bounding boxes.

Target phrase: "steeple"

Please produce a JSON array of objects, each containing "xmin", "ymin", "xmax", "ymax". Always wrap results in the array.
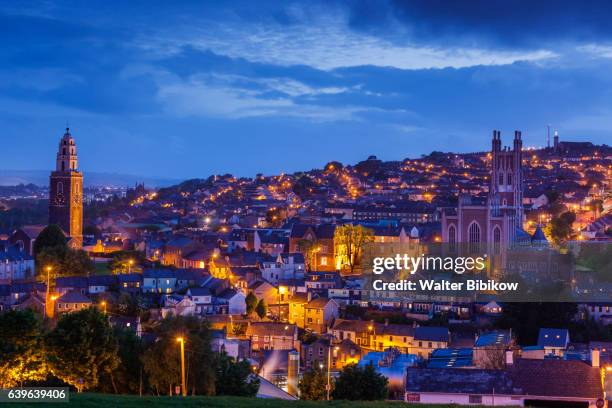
[{"xmin": 56, "ymin": 127, "xmax": 79, "ymax": 172}]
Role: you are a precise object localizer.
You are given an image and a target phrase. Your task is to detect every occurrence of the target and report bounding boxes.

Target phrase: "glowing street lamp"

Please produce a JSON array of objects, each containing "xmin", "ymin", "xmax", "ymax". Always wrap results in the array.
[
  {"xmin": 128, "ymin": 259, "xmax": 134, "ymax": 274},
  {"xmin": 176, "ymin": 337, "xmax": 186, "ymax": 397},
  {"xmin": 326, "ymin": 344, "xmax": 340, "ymax": 400},
  {"xmin": 44, "ymin": 266, "xmax": 52, "ymax": 320},
  {"xmin": 101, "ymin": 301, "xmax": 107, "ymax": 315}
]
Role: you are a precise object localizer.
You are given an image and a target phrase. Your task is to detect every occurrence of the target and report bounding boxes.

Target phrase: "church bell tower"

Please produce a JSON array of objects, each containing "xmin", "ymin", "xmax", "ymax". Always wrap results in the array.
[{"xmin": 49, "ymin": 128, "xmax": 83, "ymax": 248}]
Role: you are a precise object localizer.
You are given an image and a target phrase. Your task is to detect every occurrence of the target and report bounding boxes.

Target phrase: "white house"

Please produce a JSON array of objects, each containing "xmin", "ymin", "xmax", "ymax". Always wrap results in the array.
[
  {"xmin": 161, "ymin": 295, "xmax": 195, "ymax": 318},
  {"xmin": 261, "ymin": 253, "xmax": 305, "ymax": 284},
  {"xmin": 0, "ymin": 242, "xmax": 35, "ymax": 283}
]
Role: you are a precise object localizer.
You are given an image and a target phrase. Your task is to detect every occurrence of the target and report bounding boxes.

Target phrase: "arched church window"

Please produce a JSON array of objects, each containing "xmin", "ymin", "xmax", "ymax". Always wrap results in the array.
[
  {"xmin": 498, "ymin": 172, "xmax": 504, "ymax": 185},
  {"xmin": 448, "ymin": 224, "xmax": 456, "ymax": 253},
  {"xmin": 507, "ymin": 172, "xmax": 512, "ymax": 186},
  {"xmin": 468, "ymin": 222, "xmax": 481, "ymax": 243},
  {"xmin": 57, "ymin": 182, "xmax": 63, "ymax": 194},
  {"xmin": 493, "ymin": 226, "xmax": 501, "ymax": 254},
  {"xmin": 448, "ymin": 225, "xmax": 456, "ymax": 244}
]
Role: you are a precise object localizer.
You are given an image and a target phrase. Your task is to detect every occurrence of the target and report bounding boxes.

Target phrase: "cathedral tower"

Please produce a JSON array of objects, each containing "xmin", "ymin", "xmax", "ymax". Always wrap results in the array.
[{"xmin": 49, "ymin": 128, "xmax": 83, "ymax": 248}]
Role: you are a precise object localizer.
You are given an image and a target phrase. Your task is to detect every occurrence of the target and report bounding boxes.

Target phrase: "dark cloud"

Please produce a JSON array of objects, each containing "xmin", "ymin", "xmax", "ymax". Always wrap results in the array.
[{"xmin": 345, "ymin": 0, "xmax": 612, "ymax": 48}]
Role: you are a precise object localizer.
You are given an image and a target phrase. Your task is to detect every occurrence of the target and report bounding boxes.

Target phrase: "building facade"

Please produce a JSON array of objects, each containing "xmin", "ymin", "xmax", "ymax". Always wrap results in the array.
[
  {"xmin": 442, "ymin": 130, "xmax": 524, "ymax": 247},
  {"xmin": 49, "ymin": 128, "xmax": 83, "ymax": 248}
]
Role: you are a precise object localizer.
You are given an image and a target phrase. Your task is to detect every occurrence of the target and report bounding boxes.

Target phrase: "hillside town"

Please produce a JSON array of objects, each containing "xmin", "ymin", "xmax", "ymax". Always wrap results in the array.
[{"xmin": 0, "ymin": 127, "xmax": 611, "ymax": 407}]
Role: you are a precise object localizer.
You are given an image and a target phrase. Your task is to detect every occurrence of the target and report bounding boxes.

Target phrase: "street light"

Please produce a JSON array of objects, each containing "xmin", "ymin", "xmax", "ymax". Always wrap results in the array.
[
  {"xmin": 278, "ymin": 286, "xmax": 286, "ymax": 321},
  {"xmin": 44, "ymin": 266, "xmax": 52, "ymax": 320},
  {"xmin": 368, "ymin": 324, "xmax": 377, "ymax": 349},
  {"xmin": 326, "ymin": 344, "xmax": 340, "ymax": 400},
  {"xmin": 101, "ymin": 301, "xmax": 107, "ymax": 315},
  {"xmin": 176, "ymin": 337, "xmax": 186, "ymax": 397},
  {"xmin": 128, "ymin": 259, "xmax": 134, "ymax": 274}
]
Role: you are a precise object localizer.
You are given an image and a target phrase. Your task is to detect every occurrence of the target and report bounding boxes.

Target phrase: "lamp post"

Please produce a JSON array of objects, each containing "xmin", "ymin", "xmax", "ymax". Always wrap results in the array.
[
  {"xmin": 368, "ymin": 323, "xmax": 377, "ymax": 350},
  {"xmin": 176, "ymin": 337, "xmax": 186, "ymax": 397},
  {"xmin": 128, "ymin": 259, "xmax": 134, "ymax": 274},
  {"xmin": 278, "ymin": 286, "xmax": 286, "ymax": 321},
  {"xmin": 101, "ymin": 301, "xmax": 107, "ymax": 315},
  {"xmin": 326, "ymin": 344, "xmax": 339, "ymax": 400},
  {"xmin": 44, "ymin": 266, "xmax": 52, "ymax": 320}
]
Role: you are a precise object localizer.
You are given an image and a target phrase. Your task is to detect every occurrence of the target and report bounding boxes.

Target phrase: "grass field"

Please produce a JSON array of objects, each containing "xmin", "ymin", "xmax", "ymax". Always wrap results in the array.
[{"xmin": 12, "ymin": 393, "xmax": 517, "ymax": 408}]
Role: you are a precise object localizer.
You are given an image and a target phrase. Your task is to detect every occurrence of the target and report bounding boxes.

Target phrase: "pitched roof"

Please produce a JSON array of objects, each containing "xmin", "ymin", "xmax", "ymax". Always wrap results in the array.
[
  {"xmin": 406, "ymin": 359, "xmax": 603, "ymax": 400},
  {"xmin": 55, "ymin": 276, "xmax": 88, "ymax": 288},
  {"xmin": 406, "ymin": 367, "xmax": 515, "ymax": 394},
  {"xmin": 17, "ymin": 225, "xmax": 46, "ymax": 239},
  {"xmin": 475, "ymin": 331, "xmax": 512, "ymax": 347},
  {"xmin": 537, "ymin": 328, "xmax": 569, "ymax": 348},
  {"xmin": 143, "ymin": 269, "xmax": 176, "ymax": 279},
  {"xmin": 188, "ymin": 287, "xmax": 211, "ymax": 297},
  {"xmin": 118, "ymin": 273, "xmax": 142, "ymax": 283},
  {"xmin": 246, "ymin": 322, "xmax": 297, "ymax": 337},
  {"xmin": 414, "ymin": 326, "xmax": 449, "ymax": 342},
  {"xmin": 57, "ymin": 290, "xmax": 92, "ymax": 304},
  {"xmin": 306, "ymin": 296, "xmax": 334, "ymax": 309},
  {"xmin": 531, "ymin": 225, "xmax": 548, "ymax": 242},
  {"xmin": 509, "ymin": 358, "xmax": 602, "ymax": 399},
  {"xmin": 88, "ymin": 275, "xmax": 117, "ymax": 286}
]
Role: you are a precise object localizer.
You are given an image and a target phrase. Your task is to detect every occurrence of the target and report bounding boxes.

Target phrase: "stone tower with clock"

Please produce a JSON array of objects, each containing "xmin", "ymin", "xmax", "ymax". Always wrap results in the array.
[{"xmin": 49, "ymin": 128, "xmax": 83, "ymax": 248}]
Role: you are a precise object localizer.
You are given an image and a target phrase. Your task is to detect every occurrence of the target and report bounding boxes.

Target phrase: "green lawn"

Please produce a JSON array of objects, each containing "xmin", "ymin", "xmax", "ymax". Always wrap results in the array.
[
  {"xmin": 11, "ymin": 393, "xmax": 516, "ymax": 408},
  {"xmin": 93, "ymin": 262, "xmax": 112, "ymax": 275}
]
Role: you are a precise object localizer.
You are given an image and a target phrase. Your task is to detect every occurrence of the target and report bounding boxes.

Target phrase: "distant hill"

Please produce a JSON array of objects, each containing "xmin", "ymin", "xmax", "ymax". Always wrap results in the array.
[{"xmin": 0, "ymin": 170, "xmax": 180, "ymax": 188}]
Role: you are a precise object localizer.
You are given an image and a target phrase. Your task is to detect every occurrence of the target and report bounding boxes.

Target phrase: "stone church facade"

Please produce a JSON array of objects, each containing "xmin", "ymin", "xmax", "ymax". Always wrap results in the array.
[{"xmin": 442, "ymin": 130, "xmax": 524, "ymax": 247}]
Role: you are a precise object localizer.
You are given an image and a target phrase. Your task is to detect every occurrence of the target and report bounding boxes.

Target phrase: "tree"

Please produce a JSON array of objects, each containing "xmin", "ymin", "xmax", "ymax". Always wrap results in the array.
[
  {"xmin": 142, "ymin": 315, "xmax": 215, "ymax": 396},
  {"xmin": 245, "ymin": 292, "xmax": 258, "ymax": 316},
  {"xmin": 496, "ymin": 303, "xmax": 578, "ymax": 345},
  {"xmin": 332, "ymin": 363, "xmax": 388, "ymax": 401},
  {"xmin": 37, "ymin": 245, "xmax": 94, "ymax": 277},
  {"xmin": 298, "ymin": 239, "xmax": 321, "ymax": 271},
  {"xmin": 109, "ymin": 251, "xmax": 145, "ymax": 274},
  {"xmin": 478, "ymin": 347, "xmax": 507, "ymax": 370},
  {"xmin": 298, "ymin": 363, "xmax": 327, "ymax": 400},
  {"xmin": 215, "ymin": 352, "xmax": 259, "ymax": 397},
  {"xmin": 33, "ymin": 224, "xmax": 67, "ymax": 255},
  {"xmin": 545, "ymin": 211, "xmax": 576, "ymax": 244},
  {"xmin": 99, "ymin": 327, "xmax": 144, "ymax": 394},
  {"xmin": 0, "ymin": 310, "xmax": 47, "ymax": 388},
  {"xmin": 590, "ymin": 199, "xmax": 604, "ymax": 217},
  {"xmin": 334, "ymin": 224, "xmax": 374, "ymax": 274},
  {"xmin": 45, "ymin": 307, "xmax": 119, "ymax": 392},
  {"xmin": 255, "ymin": 299, "xmax": 267, "ymax": 319}
]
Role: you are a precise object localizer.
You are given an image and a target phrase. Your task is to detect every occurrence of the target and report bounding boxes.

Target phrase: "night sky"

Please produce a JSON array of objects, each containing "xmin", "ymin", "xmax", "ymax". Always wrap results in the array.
[{"xmin": 2, "ymin": 1, "xmax": 612, "ymax": 178}]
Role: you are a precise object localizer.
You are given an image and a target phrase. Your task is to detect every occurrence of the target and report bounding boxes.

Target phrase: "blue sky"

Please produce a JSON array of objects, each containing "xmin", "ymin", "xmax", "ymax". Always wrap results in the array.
[{"xmin": 2, "ymin": 0, "xmax": 612, "ymax": 179}]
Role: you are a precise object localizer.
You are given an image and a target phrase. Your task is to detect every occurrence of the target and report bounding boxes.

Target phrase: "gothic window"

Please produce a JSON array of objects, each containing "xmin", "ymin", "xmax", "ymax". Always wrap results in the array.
[
  {"xmin": 61, "ymin": 161, "xmax": 65, "ymax": 171},
  {"xmin": 57, "ymin": 182, "xmax": 63, "ymax": 194},
  {"xmin": 493, "ymin": 226, "xmax": 501, "ymax": 254},
  {"xmin": 468, "ymin": 222, "xmax": 481, "ymax": 243},
  {"xmin": 448, "ymin": 224, "xmax": 457, "ymax": 253},
  {"xmin": 63, "ymin": 148, "xmax": 66, "ymax": 155},
  {"xmin": 448, "ymin": 225, "xmax": 456, "ymax": 244},
  {"xmin": 507, "ymin": 172, "xmax": 512, "ymax": 186},
  {"xmin": 498, "ymin": 172, "xmax": 503, "ymax": 185}
]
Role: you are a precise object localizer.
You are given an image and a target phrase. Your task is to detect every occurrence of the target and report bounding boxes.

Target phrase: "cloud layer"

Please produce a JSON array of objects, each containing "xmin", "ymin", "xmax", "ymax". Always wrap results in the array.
[{"xmin": 1, "ymin": 1, "xmax": 611, "ymax": 178}]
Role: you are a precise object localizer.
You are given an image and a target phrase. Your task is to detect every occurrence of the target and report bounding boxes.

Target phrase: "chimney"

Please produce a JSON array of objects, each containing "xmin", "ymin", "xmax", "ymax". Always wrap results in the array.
[
  {"xmin": 505, "ymin": 350, "xmax": 514, "ymax": 366},
  {"xmin": 287, "ymin": 350, "xmax": 300, "ymax": 397},
  {"xmin": 590, "ymin": 347, "xmax": 600, "ymax": 368}
]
